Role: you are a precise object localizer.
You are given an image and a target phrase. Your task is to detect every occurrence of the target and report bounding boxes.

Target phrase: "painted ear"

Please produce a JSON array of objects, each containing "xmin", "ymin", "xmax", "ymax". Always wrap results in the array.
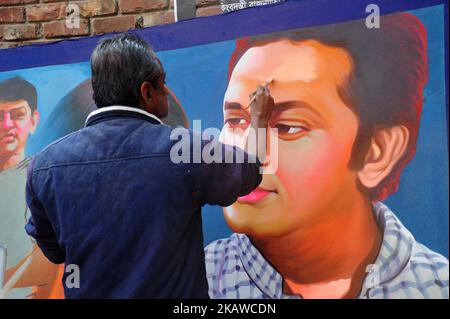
[
  {"xmin": 29, "ymin": 111, "xmax": 40, "ymax": 134},
  {"xmin": 357, "ymin": 125, "xmax": 409, "ymax": 189}
]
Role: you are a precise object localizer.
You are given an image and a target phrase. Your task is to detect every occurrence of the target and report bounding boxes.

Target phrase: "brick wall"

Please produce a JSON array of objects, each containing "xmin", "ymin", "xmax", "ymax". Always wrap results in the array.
[{"xmin": 0, "ymin": 0, "xmax": 221, "ymax": 49}]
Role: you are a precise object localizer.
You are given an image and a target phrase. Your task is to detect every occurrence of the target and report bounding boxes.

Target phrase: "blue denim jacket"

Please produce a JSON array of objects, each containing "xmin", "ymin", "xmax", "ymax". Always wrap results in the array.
[{"xmin": 25, "ymin": 106, "xmax": 261, "ymax": 299}]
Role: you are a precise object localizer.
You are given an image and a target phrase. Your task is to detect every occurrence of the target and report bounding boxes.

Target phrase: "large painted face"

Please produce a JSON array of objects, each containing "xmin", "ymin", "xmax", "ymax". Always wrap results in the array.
[
  {"xmin": 0, "ymin": 100, "xmax": 38, "ymax": 158},
  {"xmin": 221, "ymin": 39, "xmax": 362, "ymax": 239}
]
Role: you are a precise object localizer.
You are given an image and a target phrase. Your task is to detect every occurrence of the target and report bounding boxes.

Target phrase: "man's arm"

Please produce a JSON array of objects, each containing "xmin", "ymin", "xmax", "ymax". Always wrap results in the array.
[
  {"xmin": 199, "ymin": 141, "xmax": 262, "ymax": 206},
  {"xmin": 199, "ymin": 85, "xmax": 274, "ymax": 206},
  {"xmin": 25, "ymin": 159, "xmax": 65, "ymax": 264}
]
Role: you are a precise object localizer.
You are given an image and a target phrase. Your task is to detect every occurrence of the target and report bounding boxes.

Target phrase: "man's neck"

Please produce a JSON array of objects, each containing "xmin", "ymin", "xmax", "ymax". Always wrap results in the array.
[
  {"xmin": 0, "ymin": 153, "xmax": 24, "ymax": 171},
  {"xmin": 251, "ymin": 193, "xmax": 382, "ymax": 299}
]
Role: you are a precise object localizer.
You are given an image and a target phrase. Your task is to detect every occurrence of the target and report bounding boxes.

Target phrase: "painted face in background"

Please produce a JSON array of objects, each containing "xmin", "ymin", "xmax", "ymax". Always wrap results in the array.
[
  {"xmin": 221, "ymin": 39, "xmax": 363, "ymax": 239},
  {"xmin": 0, "ymin": 100, "xmax": 39, "ymax": 158}
]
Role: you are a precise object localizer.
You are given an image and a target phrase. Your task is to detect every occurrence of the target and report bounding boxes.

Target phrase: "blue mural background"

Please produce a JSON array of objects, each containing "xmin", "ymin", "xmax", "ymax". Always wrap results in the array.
[{"xmin": 0, "ymin": 5, "xmax": 448, "ymax": 257}]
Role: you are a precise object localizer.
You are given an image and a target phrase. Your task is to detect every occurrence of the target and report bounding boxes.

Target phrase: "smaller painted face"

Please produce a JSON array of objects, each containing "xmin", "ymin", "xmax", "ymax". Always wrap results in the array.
[
  {"xmin": 221, "ymin": 39, "xmax": 362, "ymax": 238},
  {"xmin": 0, "ymin": 100, "xmax": 39, "ymax": 157}
]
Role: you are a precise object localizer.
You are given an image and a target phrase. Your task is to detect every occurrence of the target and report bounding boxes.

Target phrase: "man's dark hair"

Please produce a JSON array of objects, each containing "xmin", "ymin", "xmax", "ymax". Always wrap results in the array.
[
  {"xmin": 91, "ymin": 33, "xmax": 163, "ymax": 108},
  {"xmin": 0, "ymin": 76, "xmax": 38, "ymax": 112},
  {"xmin": 229, "ymin": 13, "xmax": 428, "ymax": 201}
]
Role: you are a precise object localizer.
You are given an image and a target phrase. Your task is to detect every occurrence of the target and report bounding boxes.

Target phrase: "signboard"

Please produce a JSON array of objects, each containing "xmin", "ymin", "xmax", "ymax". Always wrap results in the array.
[{"xmin": 221, "ymin": 0, "xmax": 285, "ymax": 12}]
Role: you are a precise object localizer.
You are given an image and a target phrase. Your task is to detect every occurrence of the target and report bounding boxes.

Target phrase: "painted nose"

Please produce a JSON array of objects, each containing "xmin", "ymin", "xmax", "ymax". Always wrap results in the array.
[{"xmin": 0, "ymin": 113, "xmax": 14, "ymax": 130}]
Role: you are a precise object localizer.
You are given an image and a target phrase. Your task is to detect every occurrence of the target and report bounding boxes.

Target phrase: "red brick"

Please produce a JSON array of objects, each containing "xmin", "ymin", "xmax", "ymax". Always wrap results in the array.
[
  {"xmin": 119, "ymin": 0, "xmax": 168, "ymax": 14},
  {"xmin": 92, "ymin": 15, "xmax": 137, "ymax": 35},
  {"xmin": 43, "ymin": 19, "xmax": 89, "ymax": 38},
  {"xmin": 196, "ymin": 5, "xmax": 221, "ymax": 17},
  {"xmin": 27, "ymin": 3, "xmax": 66, "ymax": 22},
  {"xmin": 78, "ymin": 0, "xmax": 117, "ymax": 18},
  {"xmin": 0, "ymin": 7, "xmax": 25, "ymax": 23},
  {"xmin": 0, "ymin": 0, "xmax": 38, "ymax": 5},
  {"xmin": 3, "ymin": 23, "xmax": 40, "ymax": 40},
  {"xmin": 142, "ymin": 10, "xmax": 174, "ymax": 27}
]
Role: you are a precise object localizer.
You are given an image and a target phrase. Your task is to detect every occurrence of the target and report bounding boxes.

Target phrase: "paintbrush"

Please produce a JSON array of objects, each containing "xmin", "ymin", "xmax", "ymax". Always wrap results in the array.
[{"xmin": 246, "ymin": 77, "xmax": 274, "ymax": 109}]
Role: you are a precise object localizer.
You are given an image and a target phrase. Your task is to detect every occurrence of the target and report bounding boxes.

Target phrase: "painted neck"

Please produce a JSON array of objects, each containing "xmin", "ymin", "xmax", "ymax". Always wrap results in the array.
[{"xmin": 252, "ymin": 193, "xmax": 382, "ymax": 298}]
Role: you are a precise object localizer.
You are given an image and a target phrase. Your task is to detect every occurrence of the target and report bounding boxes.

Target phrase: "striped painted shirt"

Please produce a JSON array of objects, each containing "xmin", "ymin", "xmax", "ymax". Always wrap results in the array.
[{"xmin": 205, "ymin": 202, "xmax": 449, "ymax": 299}]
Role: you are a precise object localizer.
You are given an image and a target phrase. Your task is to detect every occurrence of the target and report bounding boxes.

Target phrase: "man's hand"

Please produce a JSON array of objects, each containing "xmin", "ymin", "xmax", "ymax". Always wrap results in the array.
[
  {"xmin": 249, "ymin": 84, "xmax": 275, "ymax": 128},
  {"xmin": 248, "ymin": 83, "xmax": 275, "ymax": 165}
]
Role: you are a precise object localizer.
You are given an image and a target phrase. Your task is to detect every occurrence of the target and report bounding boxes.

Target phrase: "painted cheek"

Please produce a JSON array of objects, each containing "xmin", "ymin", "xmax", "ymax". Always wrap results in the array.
[
  {"xmin": 15, "ymin": 120, "xmax": 32, "ymax": 140},
  {"xmin": 219, "ymin": 129, "xmax": 233, "ymax": 145},
  {"xmin": 275, "ymin": 133, "xmax": 350, "ymax": 201}
]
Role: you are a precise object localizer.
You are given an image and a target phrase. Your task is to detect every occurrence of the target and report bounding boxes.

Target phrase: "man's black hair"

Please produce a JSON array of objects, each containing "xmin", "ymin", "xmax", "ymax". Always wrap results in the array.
[
  {"xmin": 0, "ymin": 76, "xmax": 38, "ymax": 112},
  {"xmin": 91, "ymin": 33, "xmax": 163, "ymax": 108}
]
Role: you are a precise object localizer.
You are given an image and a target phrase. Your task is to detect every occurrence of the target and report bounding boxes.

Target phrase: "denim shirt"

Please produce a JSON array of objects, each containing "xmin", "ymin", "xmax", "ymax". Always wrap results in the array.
[{"xmin": 25, "ymin": 105, "xmax": 261, "ymax": 299}]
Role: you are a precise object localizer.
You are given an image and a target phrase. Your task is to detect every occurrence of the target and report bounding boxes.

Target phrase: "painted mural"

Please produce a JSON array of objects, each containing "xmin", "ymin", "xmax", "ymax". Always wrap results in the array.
[{"xmin": 0, "ymin": 0, "xmax": 448, "ymax": 298}]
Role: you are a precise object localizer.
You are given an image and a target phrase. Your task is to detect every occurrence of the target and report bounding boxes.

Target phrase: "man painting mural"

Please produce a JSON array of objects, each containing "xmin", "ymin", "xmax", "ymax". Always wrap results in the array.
[
  {"xmin": 0, "ymin": 76, "xmax": 61, "ymax": 298},
  {"xmin": 205, "ymin": 13, "xmax": 449, "ymax": 298}
]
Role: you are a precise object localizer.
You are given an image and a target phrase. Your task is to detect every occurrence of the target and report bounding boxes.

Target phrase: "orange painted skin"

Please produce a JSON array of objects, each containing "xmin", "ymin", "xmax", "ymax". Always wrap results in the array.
[{"xmin": 220, "ymin": 40, "xmax": 382, "ymax": 299}]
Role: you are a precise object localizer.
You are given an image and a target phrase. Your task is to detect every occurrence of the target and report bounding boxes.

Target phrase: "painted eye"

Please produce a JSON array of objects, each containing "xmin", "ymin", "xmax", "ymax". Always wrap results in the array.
[
  {"xmin": 225, "ymin": 118, "xmax": 248, "ymax": 128},
  {"xmin": 271, "ymin": 123, "xmax": 311, "ymax": 141},
  {"xmin": 10, "ymin": 109, "xmax": 27, "ymax": 120},
  {"xmin": 274, "ymin": 123, "xmax": 306, "ymax": 134}
]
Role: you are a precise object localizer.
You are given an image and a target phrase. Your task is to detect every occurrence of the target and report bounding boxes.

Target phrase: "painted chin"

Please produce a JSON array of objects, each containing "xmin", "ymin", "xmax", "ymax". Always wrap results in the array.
[{"xmin": 237, "ymin": 187, "xmax": 277, "ymax": 205}]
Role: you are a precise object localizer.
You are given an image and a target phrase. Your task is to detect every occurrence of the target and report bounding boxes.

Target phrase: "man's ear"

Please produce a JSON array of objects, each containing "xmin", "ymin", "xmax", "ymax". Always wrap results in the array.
[
  {"xmin": 139, "ymin": 81, "xmax": 153, "ymax": 108},
  {"xmin": 357, "ymin": 125, "xmax": 410, "ymax": 189},
  {"xmin": 29, "ymin": 111, "xmax": 40, "ymax": 134}
]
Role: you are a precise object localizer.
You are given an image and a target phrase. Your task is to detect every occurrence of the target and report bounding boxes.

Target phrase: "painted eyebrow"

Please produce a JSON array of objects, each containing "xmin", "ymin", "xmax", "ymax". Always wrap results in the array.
[
  {"xmin": 224, "ymin": 100, "xmax": 325, "ymax": 120},
  {"xmin": 11, "ymin": 106, "xmax": 27, "ymax": 111},
  {"xmin": 224, "ymin": 102, "xmax": 244, "ymax": 110},
  {"xmin": 0, "ymin": 106, "xmax": 27, "ymax": 113},
  {"xmin": 273, "ymin": 101, "xmax": 325, "ymax": 120}
]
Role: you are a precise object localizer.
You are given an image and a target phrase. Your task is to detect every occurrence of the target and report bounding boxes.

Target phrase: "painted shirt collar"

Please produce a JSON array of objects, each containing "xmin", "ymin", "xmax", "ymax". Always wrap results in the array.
[{"xmin": 85, "ymin": 105, "xmax": 163, "ymax": 127}]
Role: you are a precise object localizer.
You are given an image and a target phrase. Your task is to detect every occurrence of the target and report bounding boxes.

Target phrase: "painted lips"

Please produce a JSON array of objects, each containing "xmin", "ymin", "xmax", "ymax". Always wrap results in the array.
[
  {"xmin": 237, "ymin": 187, "xmax": 275, "ymax": 204},
  {"xmin": 1, "ymin": 133, "xmax": 15, "ymax": 143}
]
